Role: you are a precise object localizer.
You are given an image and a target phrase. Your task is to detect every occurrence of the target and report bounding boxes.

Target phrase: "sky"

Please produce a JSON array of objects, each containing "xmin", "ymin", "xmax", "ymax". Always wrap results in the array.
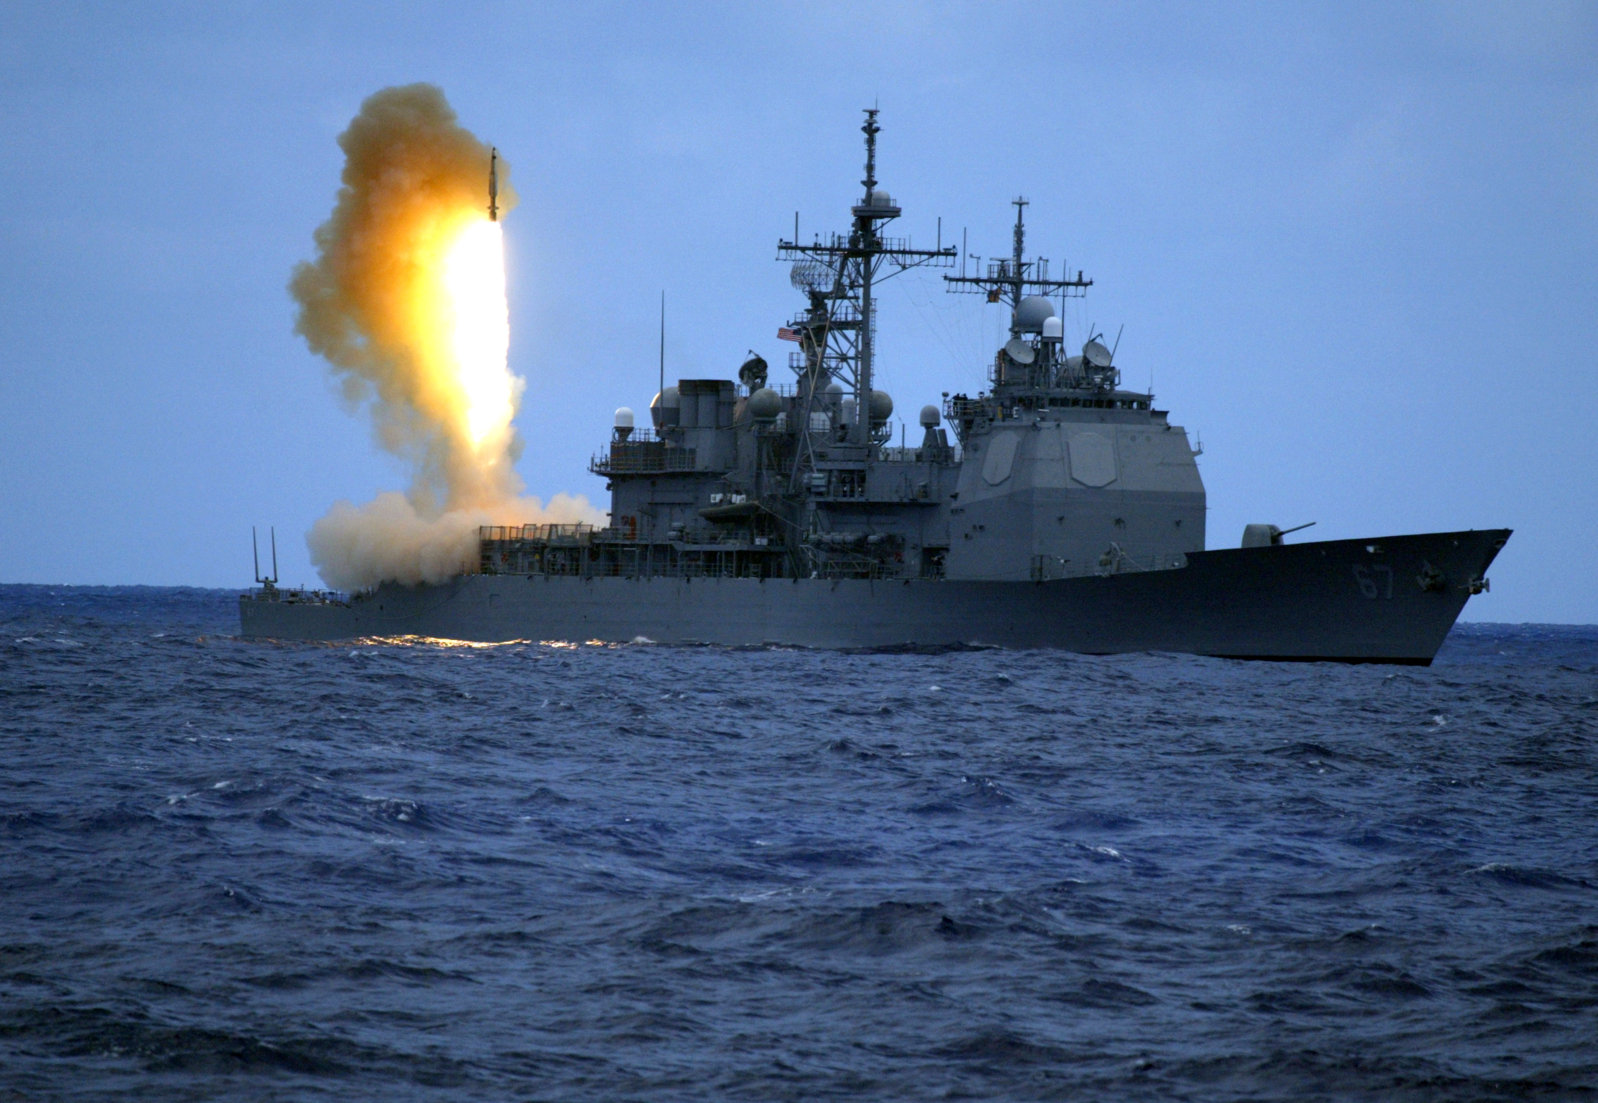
[{"xmin": 1, "ymin": 0, "xmax": 1594, "ymax": 623}]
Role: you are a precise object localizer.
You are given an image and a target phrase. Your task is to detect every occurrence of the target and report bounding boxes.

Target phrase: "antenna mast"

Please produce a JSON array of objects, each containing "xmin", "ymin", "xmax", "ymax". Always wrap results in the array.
[
  {"xmin": 944, "ymin": 197, "xmax": 1093, "ymax": 334},
  {"xmin": 252, "ymin": 526, "xmax": 278, "ymax": 591},
  {"xmin": 777, "ymin": 108, "xmax": 957, "ymax": 446}
]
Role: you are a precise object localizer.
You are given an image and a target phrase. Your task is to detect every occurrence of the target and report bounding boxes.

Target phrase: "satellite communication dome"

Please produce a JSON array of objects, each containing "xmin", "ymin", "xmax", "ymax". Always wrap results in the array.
[
  {"xmin": 650, "ymin": 386, "xmax": 680, "ymax": 429},
  {"xmin": 1041, "ymin": 316, "xmax": 1064, "ymax": 340},
  {"xmin": 614, "ymin": 407, "xmax": 634, "ymax": 429},
  {"xmin": 1015, "ymin": 295, "xmax": 1056, "ymax": 334},
  {"xmin": 747, "ymin": 387, "xmax": 782, "ymax": 421},
  {"xmin": 919, "ymin": 404, "xmax": 940, "ymax": 428},
  {"xmin": 869, "ymin": 390, "xmax": 893, "ymax": 423}
]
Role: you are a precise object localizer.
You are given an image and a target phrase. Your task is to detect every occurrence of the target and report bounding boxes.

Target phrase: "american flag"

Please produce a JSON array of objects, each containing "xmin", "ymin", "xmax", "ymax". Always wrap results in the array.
[{"xmin": 777, "ymin": 327, "xmax": 800, "ymax": 342}]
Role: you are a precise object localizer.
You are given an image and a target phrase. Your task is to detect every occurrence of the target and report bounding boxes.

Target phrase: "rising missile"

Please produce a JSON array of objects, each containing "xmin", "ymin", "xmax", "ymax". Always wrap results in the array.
[{"xmin": 488, "ymin": 147, "xmax": 498, "ymax": 221}]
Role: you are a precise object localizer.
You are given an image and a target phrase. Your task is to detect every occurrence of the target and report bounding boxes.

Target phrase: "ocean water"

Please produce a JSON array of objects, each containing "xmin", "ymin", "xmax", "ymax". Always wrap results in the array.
[{"xmin": 2, "ymin": 585, "xmax": 1595, "ymax": 1102}]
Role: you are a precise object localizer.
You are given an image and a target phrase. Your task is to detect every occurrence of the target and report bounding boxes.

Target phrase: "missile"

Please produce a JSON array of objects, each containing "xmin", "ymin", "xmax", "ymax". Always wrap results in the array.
[{"xmin": 488, "ymin": 147, "xmax": 499, "ymax": 221}]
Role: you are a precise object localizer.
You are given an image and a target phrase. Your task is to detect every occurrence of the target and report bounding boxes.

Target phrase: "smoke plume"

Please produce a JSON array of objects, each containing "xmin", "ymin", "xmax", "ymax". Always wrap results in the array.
[{"xmin": 290, "ymin": 83, "xmax": 600, "ymax": 591}]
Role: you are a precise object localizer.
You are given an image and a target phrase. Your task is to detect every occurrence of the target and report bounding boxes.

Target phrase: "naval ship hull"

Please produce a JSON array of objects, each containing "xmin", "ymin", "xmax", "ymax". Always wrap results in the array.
[{"xmin": 239, "ymin": 529, "xmax": 1508, "ymax": 664}]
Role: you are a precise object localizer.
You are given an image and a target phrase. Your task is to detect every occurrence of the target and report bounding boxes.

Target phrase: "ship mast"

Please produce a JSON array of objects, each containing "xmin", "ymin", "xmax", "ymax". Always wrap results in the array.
[
  {"xmin": 777, "ymin": 109, "xmax": 956, "ymax": 446},
  {"xmin": 857, "ymin": 110, "xmax": 880, "ymax": 445},
  {"xmin": 944, "ymin": 197, "xmax": 1093, "ymax": 332}
]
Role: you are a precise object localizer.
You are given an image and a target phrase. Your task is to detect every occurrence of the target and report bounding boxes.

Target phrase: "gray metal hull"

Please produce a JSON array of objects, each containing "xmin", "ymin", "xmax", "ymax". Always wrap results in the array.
[{"xmin": 240, "ymin": 529, "xmax": 1509, "ymax": 664}]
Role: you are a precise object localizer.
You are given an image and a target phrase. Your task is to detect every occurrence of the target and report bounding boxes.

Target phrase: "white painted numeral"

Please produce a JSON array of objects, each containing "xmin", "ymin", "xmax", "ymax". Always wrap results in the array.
[{"xmin": 1353, "ymin": 564, "xmax": 1394, "ymax": 599}]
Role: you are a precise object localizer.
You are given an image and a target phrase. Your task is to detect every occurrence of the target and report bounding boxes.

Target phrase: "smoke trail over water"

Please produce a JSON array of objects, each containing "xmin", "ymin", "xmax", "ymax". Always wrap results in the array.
[{"xmin": 290, "ymin": 84, "xmax": 599, "ymax": 591}]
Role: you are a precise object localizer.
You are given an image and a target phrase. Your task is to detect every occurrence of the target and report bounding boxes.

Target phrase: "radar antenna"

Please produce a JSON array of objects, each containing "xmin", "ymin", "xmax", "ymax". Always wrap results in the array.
[{"xmin": 790, "ymin": 260, "xmax": 831, "ymax": 291}]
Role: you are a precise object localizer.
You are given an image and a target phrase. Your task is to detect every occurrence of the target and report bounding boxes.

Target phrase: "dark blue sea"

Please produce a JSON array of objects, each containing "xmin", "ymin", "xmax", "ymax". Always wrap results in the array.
[{"xmin": 2, "ymin": 585, "xmax": 1595, "ymax": 1101}]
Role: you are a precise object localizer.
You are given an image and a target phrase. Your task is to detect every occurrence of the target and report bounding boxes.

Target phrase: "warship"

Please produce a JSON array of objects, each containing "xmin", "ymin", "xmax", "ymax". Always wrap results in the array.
[{"xmin": 242, "ymin": 110, "xmax": 1508, "ymax": 663}]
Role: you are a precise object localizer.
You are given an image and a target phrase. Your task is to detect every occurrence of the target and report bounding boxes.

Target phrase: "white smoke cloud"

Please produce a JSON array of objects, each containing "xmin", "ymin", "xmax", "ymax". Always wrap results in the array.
[
  {"xmin": 290, "ymin": 83, "xmax": 603, "ymax": 590},
  {"xmin": 307, "ymin": 491, "xmax": 597, "ymax": 592}
]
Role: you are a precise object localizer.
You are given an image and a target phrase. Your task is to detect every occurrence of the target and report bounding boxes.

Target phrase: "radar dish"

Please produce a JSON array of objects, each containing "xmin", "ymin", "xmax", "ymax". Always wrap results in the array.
[
  {"xmin": 1004, "ymin": 337, "xmax": 1036, "ymax": 365},
  {"xmin": 790, "ymin": 261, "xmax": 831, "ymax": 291},
  {"xmin": 1084, "ymin": 339, "xmax": 1113, "ymax": 369},
  {"xmin": 738, "ymin": 353, "xmax": 768, "ymax": 390}
]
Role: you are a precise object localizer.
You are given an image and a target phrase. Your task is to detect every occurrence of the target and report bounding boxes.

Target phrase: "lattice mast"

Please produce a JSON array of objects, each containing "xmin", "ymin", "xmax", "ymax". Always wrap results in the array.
[{"xmin": 777, "ymin": 109, "xmax": 956, "ymax": 446}]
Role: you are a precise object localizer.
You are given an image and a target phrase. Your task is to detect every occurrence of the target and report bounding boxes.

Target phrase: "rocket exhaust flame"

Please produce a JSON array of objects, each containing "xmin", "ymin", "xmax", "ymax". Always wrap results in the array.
[
  {"xmin": 441, "ymin": 219, "xmax": 512, "ymax": 449},
  {"xmin": 289, "ymin": 83, "xmax": 599, "ymax": 592}
]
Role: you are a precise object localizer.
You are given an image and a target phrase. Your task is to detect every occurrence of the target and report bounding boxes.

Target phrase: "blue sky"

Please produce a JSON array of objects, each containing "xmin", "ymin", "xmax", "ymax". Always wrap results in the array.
[{"xmin": 2, "ymin": 1, "xmax": 1594, "ymax": 623}]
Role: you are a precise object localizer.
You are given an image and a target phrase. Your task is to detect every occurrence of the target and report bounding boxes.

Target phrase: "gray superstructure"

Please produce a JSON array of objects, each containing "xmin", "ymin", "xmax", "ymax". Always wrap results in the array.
[{"xmin": 242, "ymin": 110, "xmax": 1509, "ymax": 663}]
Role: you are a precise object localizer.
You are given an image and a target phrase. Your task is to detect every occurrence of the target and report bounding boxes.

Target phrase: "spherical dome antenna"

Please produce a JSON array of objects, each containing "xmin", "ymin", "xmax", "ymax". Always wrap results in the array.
[
  {"xmin": 650, "ymin": 386, "xmax": 680, "ymax": 429},
  {"xmin": 747, "ymin": 388, "xmax": 782, "ymax": 421},
  {"xmin": 1015, "ymin": 295, "xmax": 1056, "ymax": 334},
  {"xmin": 1042, "ymin": 316, "xmax": 1064, "ymax": 340},
  {"xmin": 919, "ymin": 404, "xmax": 940, "ymax": 428},
  {"xmin": 869, "ymin": 390, "xmax": 893, "ymax": 423}
]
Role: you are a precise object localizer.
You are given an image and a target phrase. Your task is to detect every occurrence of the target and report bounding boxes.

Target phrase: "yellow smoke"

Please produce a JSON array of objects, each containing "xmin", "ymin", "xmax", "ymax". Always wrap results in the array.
[{"xmin": 289, "ymin": 83, "xmax": 600, "ymax": 591}]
